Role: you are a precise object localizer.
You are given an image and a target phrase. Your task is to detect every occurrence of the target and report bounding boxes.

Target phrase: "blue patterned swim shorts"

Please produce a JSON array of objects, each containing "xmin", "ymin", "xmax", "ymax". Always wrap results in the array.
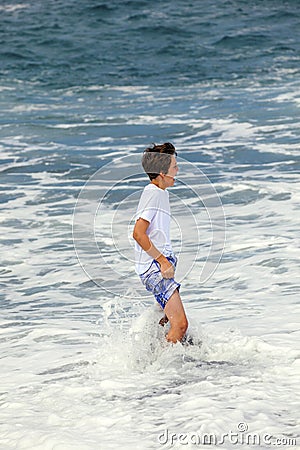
[{"xmin": 139, "ymin": 254, "xmax": 181, "ymax": 309}]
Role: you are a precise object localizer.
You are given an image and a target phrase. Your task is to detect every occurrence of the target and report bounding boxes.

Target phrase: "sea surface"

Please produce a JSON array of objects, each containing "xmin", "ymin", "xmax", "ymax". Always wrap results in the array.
[{"xmin": 0, "ymin": 1, "xmax": 300, "ymax": 449}]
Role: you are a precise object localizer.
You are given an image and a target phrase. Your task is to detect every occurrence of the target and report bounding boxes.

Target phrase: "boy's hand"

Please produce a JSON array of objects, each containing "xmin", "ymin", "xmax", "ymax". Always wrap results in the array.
[{"xmin": 157, "ymin": 256, "xmax": 175, "ymax": 279}]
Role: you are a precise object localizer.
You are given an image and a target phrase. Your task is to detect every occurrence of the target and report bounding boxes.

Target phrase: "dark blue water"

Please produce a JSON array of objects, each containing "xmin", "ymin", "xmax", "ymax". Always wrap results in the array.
[{"xmin": 1, "ymin": 0, "xmax": 300, "ymax": 87}]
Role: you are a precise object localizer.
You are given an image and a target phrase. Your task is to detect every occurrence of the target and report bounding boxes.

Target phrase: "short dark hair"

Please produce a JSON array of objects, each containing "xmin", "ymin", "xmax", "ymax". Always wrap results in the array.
[{"xmin": 142, "ymin": 142, "xmax": 177, "ymax": 180}]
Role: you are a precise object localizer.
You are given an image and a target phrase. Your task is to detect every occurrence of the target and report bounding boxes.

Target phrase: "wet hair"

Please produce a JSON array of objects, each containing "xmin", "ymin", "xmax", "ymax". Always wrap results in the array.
[{"xmin": 142, "ymin": 142, "xmax": 177, "ymax": 181}]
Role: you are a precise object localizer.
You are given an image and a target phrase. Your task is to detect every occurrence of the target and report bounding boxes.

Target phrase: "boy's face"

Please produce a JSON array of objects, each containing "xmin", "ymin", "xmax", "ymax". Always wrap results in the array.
[{"xmin": 162, "ymin": 155, "xmax": 179, "ymax": 188}]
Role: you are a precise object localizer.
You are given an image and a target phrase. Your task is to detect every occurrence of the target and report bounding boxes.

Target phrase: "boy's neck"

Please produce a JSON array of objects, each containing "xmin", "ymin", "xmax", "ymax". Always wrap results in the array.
[{"xmin": 151, "ymin": 180, "xmax": 165, "ymax": 190}]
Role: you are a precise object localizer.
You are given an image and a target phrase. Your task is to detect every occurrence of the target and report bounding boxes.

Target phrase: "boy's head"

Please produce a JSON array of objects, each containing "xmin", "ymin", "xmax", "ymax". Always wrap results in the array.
[{"xmin": 142, "ymin": 142, "xmax": 177, "ymax": 181}]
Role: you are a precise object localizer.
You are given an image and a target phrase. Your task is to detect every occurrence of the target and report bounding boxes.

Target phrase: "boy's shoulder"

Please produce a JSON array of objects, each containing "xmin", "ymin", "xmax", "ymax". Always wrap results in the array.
[
  {"xmin": 143, "ymin": 183, "xmax": 168, "ymax": 195},
  {"xmin": 139, "ymin": 183, "xmax": 168, "ymax": 204},
  {"xmin": 141, "ymin": 183, "xmax": 168, "ymax": 200}
]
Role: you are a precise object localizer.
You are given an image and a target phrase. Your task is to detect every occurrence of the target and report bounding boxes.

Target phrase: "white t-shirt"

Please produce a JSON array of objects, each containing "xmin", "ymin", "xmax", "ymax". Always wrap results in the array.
[{"xmin": 134, "ymin": 183, "xmax": 173, "ymax": 275}]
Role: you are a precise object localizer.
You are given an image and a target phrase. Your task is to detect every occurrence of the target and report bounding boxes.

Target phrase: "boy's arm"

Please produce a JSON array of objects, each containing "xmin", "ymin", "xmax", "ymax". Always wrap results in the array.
[{"xmin": 133, "ymin": 218, "xmax": 174, "ymax": 279}]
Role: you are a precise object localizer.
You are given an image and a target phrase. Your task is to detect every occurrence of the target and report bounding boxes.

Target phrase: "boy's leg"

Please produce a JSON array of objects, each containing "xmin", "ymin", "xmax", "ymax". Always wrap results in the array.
[{"xmin": 164, "ymin": 288, "xmax": 188, "ymax": 343}]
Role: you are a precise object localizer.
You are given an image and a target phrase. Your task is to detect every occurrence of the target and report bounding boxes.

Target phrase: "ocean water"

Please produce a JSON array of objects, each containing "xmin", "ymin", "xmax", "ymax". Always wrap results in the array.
[{"xmin": 1, "ymin": 1, "xmax": 300, "ymax": 449}]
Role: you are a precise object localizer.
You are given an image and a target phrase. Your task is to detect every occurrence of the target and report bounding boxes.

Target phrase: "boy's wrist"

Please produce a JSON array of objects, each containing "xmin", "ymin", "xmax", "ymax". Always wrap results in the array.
[{"xmin": 156, "ymin": 254, "xmax": 167, "ymax": 264}]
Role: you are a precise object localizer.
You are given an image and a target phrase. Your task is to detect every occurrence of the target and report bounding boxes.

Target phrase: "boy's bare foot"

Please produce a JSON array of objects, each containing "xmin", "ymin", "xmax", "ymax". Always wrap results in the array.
[{"xmin": 159, "ymin": 315, "xmax": 169, "ymax": 327}]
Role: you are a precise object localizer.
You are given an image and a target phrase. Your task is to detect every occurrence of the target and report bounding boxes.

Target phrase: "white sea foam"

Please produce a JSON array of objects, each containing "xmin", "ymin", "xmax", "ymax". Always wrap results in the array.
[
  {"xmin": 0, "ymin": 306, "xmax": 298, "ymax": 449},
  {"xmin": 0, "ymin": 4, "xmax": 29, "ymax": 13}
]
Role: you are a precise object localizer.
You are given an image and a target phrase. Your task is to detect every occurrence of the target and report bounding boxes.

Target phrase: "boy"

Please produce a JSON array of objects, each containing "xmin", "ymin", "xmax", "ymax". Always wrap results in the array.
[{"xmin": 132, "ymin": 143, "xmax": 188, "ymax": 343}]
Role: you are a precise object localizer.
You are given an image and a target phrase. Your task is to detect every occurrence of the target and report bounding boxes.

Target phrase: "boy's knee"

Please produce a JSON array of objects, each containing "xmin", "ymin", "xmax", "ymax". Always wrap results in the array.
[
  {"xmin": 182, "ymin": 318, "xmax": 188, "ymax": 333},
  {"xmin": 176, "ymin": 317, "xmax": 188, "ymax": 334}
]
